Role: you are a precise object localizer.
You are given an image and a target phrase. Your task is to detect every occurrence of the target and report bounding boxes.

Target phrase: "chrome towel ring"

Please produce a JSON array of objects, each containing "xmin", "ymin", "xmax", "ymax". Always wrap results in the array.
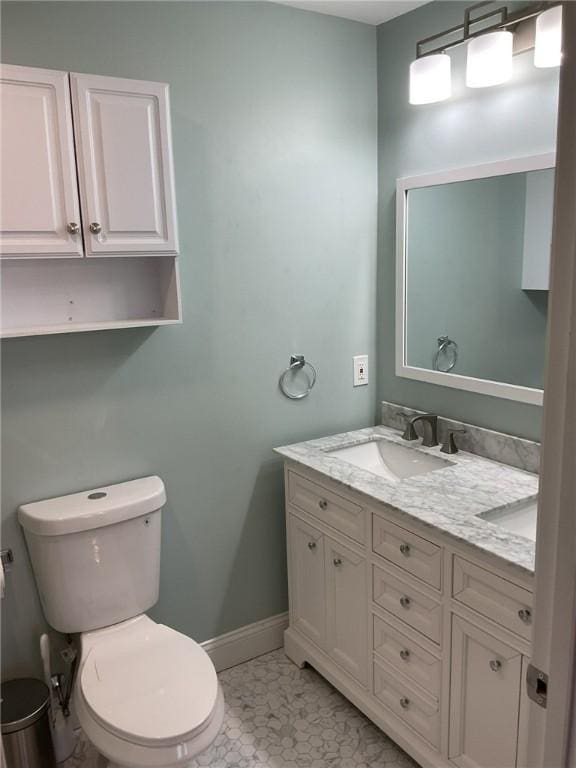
[
  {"xmin": 279, "ymin": 355, "xmax": 317, "ymax": 400},
  {"xmin": 434, "ymin": 335, "xmax": 458, "ymax": 372}
]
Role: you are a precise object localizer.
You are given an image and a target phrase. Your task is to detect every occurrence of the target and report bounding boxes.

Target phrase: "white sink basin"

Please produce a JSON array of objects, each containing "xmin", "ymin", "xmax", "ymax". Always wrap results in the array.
[
  {"xmin": 477, "ymin": 499, "xmax": 538, "ymax": 541},
  {"xmin": 327, "ymin": 438, "xmax": 455, "ymax": 482}
]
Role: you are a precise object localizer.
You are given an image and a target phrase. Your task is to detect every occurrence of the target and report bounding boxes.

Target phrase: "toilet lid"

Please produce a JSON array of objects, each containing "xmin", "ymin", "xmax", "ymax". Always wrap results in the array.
[{"xmin": 80, "ymin": 622, "xmax": 219, "ymax": 747}]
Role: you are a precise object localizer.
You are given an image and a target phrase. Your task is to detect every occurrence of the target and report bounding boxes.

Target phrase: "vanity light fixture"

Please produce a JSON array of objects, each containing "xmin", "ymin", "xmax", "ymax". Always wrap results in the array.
[
  {"xmin": 466, "ymin": 30, "xmax": 513, "ymax": 88},
  {"xmin": 409, "ymin": 1, "xmax": 562, "ymax": 106},
  {"xmin": 534, "ymin": 5, "xmax": 563, "ymax": 68},
  {"xmin": 409, "ymin": 53, "xmax": 451, "ymax": 105}
]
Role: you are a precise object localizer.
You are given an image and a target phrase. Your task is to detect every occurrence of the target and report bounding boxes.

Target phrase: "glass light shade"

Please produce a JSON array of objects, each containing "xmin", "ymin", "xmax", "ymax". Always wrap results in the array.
[
  {"xmin": 535, "ymin": 6, "xmax": 562, "ymax": 68},
  {"xmin": 409, "ymin": 54, "xmax": 451, "ymax": 105},
  {"xmin": 466, "ymin": 31, "xmax": 513, "ymax": 88}
]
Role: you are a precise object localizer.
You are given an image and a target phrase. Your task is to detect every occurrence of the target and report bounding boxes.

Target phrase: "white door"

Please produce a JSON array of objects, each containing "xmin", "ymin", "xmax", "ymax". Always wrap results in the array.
[
  {"xmin": 325, "ymin": 535, "xmax": 367, "ymax": 685},
  {"xmin": 449, "ymin": 615, "xmax": 523, "ymax": 768},
  {"xmin": 0, "ymin": 65, "xmax": 83, "ymax": 258},
  {"xmin": 70, "ymin": 73, "xmax": 178, "ymax": 256},
  {"xmin": 288, "ymin": 515, "xmax": 326, "ymax": 648}
]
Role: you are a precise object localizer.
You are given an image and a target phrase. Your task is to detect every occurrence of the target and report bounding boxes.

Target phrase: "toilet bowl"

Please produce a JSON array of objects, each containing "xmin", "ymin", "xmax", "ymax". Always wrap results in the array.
[
  {"xmin": 18, "ymin": 477, "xmax": 225, "ymax": 768},
  {"xmin": 74, "ymin": 615, "xmax": 225, "ymax": 767}
]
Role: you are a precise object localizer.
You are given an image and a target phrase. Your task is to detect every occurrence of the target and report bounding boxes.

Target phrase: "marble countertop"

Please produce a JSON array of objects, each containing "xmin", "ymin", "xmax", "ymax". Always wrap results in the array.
[{"xmin": 275, "ymin": 425, "xmax": 538, "ymax": 575}]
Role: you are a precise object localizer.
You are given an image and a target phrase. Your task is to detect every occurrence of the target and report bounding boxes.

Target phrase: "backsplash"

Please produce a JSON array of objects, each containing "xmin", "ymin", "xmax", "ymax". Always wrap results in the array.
[{"xmin": 381, "ymin": 401, "xmax": 540, "ymax": 475}]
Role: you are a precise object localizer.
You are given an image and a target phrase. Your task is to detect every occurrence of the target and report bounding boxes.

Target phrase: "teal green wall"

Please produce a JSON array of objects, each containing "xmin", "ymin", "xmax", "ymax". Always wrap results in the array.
[
  {"xmin": 407, "ymin": 172, "xmax": 548, "ymax": 389},
  {"xmin": 0, "ymin": 1, "xmax": 377, "ymax": 679},
  {"xmin": 377, "ymin": 1, "xmax": 559, "ymax": 440}
]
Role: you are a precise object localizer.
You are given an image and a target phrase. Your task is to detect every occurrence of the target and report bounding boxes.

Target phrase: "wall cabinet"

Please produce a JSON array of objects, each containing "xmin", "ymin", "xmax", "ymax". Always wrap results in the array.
[
  {"xmin": 0, "ymin": 64, "xmax": 181, "ymax": 337},
  {"xmin": 0, "ymin": 65, "xmax": 83, "ymax": 258},
  {"xmin": 283, "ymin": 463, "xmax": 534, "ymax": 768}
]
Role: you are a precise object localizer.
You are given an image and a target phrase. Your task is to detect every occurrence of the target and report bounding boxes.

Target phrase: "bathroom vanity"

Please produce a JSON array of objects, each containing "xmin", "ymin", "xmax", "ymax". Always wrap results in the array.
[{"xmin": 276, "ymin": 425, "xmax": 538, "ymax": 768}]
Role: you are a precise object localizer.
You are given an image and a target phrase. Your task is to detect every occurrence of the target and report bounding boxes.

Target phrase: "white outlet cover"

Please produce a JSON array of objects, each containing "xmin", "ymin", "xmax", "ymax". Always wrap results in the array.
[{"xmin": 353, "ymin": 355, "xmax": 369, "ymax": 386}]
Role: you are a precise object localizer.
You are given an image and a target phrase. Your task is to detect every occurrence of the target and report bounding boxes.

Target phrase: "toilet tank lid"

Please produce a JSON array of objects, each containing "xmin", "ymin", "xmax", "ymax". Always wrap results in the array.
[{"xmin": 18, "ymin": 476, "xmax": 166, "ymax": 536}]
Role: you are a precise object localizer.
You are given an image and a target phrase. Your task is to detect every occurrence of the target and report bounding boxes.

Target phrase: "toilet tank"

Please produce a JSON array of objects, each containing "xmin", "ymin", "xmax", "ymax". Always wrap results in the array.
[{"xmin": 18, "ymin": 476, "xmax": 166, "ymax": 633}]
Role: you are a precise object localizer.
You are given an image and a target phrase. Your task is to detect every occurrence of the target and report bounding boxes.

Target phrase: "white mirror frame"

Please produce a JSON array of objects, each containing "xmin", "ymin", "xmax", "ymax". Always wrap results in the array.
[{"xmin": 396, "ymin": 152, "xmax": 556, "ymax": 407}]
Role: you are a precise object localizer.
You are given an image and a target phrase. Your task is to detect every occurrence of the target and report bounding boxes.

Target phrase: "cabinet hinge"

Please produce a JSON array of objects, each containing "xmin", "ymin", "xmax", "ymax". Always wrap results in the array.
[{"xmin": 527, "ymin": 663, "xmax": 548, "ymax": 708}]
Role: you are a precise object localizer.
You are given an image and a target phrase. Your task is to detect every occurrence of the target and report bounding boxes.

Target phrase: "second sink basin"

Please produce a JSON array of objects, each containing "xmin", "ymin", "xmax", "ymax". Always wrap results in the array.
[
  {"xmin": 477, "ymin": 498, "xmax": 538, "ymax": 541},
  {"xmin": 326, "ymin": 438, "xmax": 455, "ymax": 482}
]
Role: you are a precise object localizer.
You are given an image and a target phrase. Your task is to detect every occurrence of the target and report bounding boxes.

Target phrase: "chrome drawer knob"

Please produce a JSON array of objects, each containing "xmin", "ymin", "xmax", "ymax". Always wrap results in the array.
[
  {"xmin": 400, "ymin": 697, "xmax": 410, "ymax": 709},
  {"xmin": 66, "ymin": 222, "xmax": 80, "ymax": 235},
  {"xmin": 399, "ymin": 649, "xmax": 411, "ymax": 661},
  {"xmin": 489, "ymin": 659, "xmax": 502, "ymax": 672},
  {"xmin": 318, "ymin": 499, "xmax": 328, "ymax": 510},
  {"xmin": 399, "ymin": 543, "xmax": 411, "ymax": 556},
  {"xmin": 307, "ymin": 541, "xmax": 316, "ymax": 551},
  {"xmin": 399, "ymin": 596, "xmax": 411, "ymax": 609},
  {"xmin": 518, "ymin": 608, "xmax": 532, "ymax": 624},
  {"xmin": 333, "ymin": 558, "xmax": 342, "ymax": 567},
  {"xmin": 89, "ymin": 222, "xmax": 102, "ymax": 234}
]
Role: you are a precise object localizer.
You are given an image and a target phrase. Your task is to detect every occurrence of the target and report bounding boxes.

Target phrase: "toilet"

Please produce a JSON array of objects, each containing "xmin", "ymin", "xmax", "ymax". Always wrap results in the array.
[{"xmin": 18, "ymin": 476, "xmax": 225, "ymax": 768}]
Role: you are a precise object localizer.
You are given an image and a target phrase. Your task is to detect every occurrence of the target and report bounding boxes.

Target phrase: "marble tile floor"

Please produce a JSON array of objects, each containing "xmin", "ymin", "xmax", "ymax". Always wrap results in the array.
[{"xmin": 64, "ymin": 649, "xmax": 419, "ymax": 768}]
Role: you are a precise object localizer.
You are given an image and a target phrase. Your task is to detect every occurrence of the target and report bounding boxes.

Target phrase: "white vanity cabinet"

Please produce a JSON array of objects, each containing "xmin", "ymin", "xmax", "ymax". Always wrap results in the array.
[
  {"xmin": 283, "ymin": 462, "xmax": 534, "ymax": 768},
  {"xmin": 0, "ymin": 63, "xmax": 181, "ymax": 337},
  {"xmin": 288, "ymin": 508, "xmax": 368, "ymax": 686},
  {"xmin": 449, "ymin": 615, "xmax": 525, "ymax": 768}
]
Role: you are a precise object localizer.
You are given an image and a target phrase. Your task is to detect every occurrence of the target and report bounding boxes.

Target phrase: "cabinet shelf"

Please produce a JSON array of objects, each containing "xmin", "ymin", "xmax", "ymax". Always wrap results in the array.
[{"xmin": 1, "ymin": 255, "xmax": 181, "ymax": 338}]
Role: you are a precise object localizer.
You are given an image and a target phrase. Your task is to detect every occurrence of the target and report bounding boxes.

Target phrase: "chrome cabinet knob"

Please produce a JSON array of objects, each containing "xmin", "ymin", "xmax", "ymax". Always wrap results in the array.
[
  {"xmin": 399, "ymin": 543, "xmax": 411, "ymax": 556},
  {"xmin": 67, "ymin": 222, "xmax": 80, "ymax": 235},
  {"xmin": 318, "ymin": 499, "xmax": 328, "ymax": 510},
  {"xmin": 399, "ymin": 596, "xmax": 411, "ymax": 609},
  {"xmin": 399, "ymin": 649, "xmax": 411, "ymax": 661},
  {"xmin": 518, "ymin": 608, "xmax": 532, "ymax": 624},
  {"xmin": 400, "ymin": 697, "xmax": 410, "ymax": 709},
  {"xmin": 333, "ymin": 558, "xmax": 342, "ymax": 567},
  {"xmin": 89, "ymin": 222, "xmax": 102, "ymax": 234},
  {"xmin": 489, "ymin": 659, "xmax": 502, "ymax": 672},
  {"xmin": 307, "ymin": 541, "xmax": 316, "ymax": 551}
]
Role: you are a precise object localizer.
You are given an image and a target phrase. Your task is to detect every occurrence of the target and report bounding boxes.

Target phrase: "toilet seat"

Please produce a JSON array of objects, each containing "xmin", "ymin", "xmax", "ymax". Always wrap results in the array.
[{"xmin": 75, "ymin": 615, "xmax": 225, "ymax": 767}]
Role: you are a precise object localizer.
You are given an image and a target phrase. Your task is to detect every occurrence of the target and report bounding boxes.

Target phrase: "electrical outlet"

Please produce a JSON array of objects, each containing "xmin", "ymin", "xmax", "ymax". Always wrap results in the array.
[{"xmin": 353, "ymin": 355, "xmax": 368, "ymax": 386}]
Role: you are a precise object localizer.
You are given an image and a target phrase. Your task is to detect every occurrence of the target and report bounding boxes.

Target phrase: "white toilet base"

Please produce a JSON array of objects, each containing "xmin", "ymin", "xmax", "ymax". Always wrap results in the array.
[{"xmin": 76, "ymin": 684, "xmax": 226, "ymax": 768}]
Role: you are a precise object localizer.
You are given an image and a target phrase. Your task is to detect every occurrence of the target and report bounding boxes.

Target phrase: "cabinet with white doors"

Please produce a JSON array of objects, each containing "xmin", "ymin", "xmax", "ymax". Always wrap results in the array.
[
  {"xmin": 282, "ymin": 462, "xmax": 534, "ymax": 768},
  {"xmin": 0, "ymin": 64, "xmax": 181, "ymax": 337}
]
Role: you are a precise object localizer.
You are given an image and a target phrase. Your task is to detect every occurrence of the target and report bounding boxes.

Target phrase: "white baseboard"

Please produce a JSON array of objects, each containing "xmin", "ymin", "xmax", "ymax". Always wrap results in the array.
[{"xmin": 201, "ymin": 612, "xmax": 288, "ymax": 672}]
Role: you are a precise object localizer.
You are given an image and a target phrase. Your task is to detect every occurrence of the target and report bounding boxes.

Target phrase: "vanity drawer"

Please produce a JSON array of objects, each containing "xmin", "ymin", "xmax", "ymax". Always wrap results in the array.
[
  {"xmin": 287, "ymin": 471, "xmax": 366, "ymax": 544},
  {"xmin": 373, "ymin": 613, "xmax": 441, "ymax": 697},
  {"xmin": 373, "ymin": 565, "xmax": 442, "ymax": 645},
  {"xmin": 373, "ymin": 657, "xmax": 441, "ymax": 749},
  {"xmin": 452, "ymin": 556, "xmax": 533, "ymax": 641},
  {"xmin": 372, "ymin": 513, "xmax": 442, "ymax": 590}
]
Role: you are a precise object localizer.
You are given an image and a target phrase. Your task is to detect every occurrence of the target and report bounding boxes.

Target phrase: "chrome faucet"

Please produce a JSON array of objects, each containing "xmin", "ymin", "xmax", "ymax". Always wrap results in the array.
[{"xmin": 402, "ymin": 414, "xmax": 439, "ymax": 448}]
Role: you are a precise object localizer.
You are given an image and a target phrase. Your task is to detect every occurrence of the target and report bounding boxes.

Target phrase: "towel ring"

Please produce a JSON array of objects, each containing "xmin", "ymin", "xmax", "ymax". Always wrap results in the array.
[
  {"xmin": 434, "ymin": 336, "xmax": 458, "ymax": 373},
  {"xmin": 279, "ymin": 355, "xmax": 317, "ymax": 400}
]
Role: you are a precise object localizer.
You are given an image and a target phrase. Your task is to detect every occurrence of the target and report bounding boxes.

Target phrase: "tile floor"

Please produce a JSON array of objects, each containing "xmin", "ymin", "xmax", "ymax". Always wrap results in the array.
[{"xmin": 65, "ymin": 649, "xmax": 418, "ymax": 768}]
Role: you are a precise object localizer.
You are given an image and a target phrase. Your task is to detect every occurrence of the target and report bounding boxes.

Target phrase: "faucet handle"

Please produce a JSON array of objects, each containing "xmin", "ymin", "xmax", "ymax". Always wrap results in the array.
[{"xmin": 441, "ymin": 428, "xmax": 466, "ymax": 454}]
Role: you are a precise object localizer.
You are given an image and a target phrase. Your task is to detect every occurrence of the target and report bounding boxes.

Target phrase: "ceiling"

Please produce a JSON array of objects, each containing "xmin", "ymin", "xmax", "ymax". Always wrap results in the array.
[{"xmin": 275, "ymin": 0, "xmax": 430, "ymax": 26}]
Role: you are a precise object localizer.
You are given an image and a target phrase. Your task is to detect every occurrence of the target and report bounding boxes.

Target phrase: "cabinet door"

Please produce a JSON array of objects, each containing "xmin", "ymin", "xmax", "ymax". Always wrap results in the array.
[
  {"xmin": 288, "ymin": 515, "xmax": 326, "ymax": 648},
  {"xmin": 325, "ymin": 536, "xmax": 367, "ymax": 685},
  {"xmin": 449, "ymin": 615, "xmax": 523, "ymax": 768},
  {"xmin": 0, "ymin": 65, "xmax": 83, "ymax": 258},
  {"xmin": 71, "ymin": 73, "xmax": 178, "ymax": 256}
]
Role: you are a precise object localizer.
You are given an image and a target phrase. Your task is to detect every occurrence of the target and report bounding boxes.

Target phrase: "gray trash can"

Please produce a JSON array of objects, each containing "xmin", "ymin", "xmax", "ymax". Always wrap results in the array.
[{"xmin": 1, "ymin": 679, "xmax": 56, "ymax": 768}]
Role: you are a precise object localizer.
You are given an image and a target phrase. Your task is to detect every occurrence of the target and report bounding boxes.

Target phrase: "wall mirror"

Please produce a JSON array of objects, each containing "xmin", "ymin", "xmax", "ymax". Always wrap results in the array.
[{"xmin": 396, "ymin": 153, "xmax": 556, "ymax": 406}]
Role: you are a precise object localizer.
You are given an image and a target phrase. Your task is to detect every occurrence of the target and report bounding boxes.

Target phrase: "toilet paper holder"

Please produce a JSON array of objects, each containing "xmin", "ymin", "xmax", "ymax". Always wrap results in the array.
[{"xmin": 1, "ymin": 548, "xmax": 14, "ymax": 571}]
